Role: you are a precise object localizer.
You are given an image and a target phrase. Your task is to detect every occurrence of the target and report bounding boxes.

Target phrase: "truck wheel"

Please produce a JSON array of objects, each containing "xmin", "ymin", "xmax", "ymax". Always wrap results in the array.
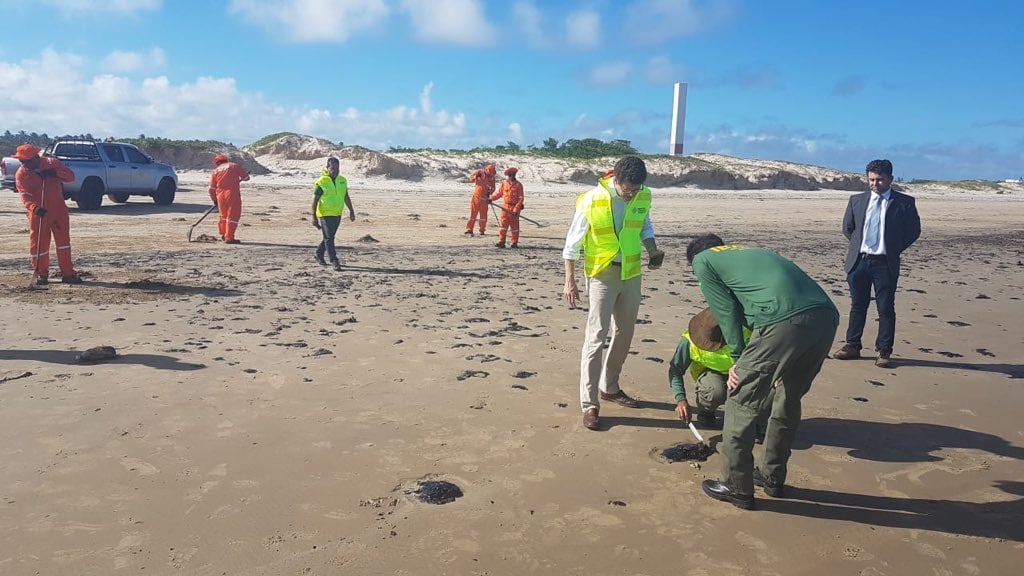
[
  {"xmin": 153, "ymin": 178, "xmax": 176, "ymax": 205},
  {"xmin": 108, "ymin": 193, "xmax": 130, "ymax": 203},
  {"xmin": 77, "ymin": 178, "xmax": 104, "ymax": 210}
]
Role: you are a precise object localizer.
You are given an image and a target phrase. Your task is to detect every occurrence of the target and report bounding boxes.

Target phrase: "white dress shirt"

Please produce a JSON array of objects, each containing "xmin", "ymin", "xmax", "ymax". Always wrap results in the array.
[{"xmin": 859, "ymin": 189, "xmax": 892, "ymax": 255}]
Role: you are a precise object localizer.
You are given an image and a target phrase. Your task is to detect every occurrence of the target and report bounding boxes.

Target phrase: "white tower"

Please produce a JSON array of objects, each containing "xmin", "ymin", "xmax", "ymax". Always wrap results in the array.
[{"xmin": 669, "ymin": 82, "xmax": 687, "ymax": 156}]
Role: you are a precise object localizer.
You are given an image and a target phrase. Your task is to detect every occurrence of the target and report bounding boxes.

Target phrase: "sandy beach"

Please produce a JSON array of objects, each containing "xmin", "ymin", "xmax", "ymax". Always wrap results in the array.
[{"xmin": 1, "ymin": 171, "xmax": 1022, "ymax": 575}]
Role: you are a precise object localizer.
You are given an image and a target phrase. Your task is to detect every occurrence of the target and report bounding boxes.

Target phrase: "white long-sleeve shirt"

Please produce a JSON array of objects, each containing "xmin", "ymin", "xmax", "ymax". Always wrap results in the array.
[{"xmin": 562, "ymin": 186, "xmax": 655, "ymax": 261}]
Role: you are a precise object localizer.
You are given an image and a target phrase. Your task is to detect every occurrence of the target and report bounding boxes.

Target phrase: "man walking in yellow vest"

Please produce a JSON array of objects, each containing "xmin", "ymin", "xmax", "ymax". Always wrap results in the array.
[
  {"xmin": 562, "ymin": 156, "xmax": 665, "ymax": 431},
  {"xmin": 311, "ymin": 157, "xmax": 355, "ymax": 271}
]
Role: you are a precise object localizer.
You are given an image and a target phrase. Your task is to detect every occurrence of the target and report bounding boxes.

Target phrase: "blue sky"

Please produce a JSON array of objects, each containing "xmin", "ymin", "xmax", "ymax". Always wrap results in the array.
[{"xmin": 1, "ymin": 0, "xmax": 1021, "ymax": 180}]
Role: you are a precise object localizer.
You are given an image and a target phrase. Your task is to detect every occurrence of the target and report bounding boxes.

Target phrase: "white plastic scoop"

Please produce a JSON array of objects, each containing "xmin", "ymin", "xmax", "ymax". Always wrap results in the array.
[{"xmin": 687, "ymin": 421, "xmax": 706, "ymax": 444}]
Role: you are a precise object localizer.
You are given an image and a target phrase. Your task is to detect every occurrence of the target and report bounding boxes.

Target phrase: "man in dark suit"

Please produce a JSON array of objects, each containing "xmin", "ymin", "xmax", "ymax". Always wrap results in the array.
[{"xmin": 834, "ymin": 159, "xmax": 921, "ymax": 367}]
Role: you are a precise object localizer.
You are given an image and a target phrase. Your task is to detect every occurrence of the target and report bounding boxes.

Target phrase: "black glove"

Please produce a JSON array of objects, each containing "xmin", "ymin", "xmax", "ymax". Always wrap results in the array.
[
  {"xmin": 34, "ymin": 206, "xmax": 47, "ymax": 217},
  {"xmin": 312, "ymin": 219, "xmax": 321, "ymax": 230},
  {"xmin": 39, "ymin": 169, "xmax": 58, "ymax": 178}
]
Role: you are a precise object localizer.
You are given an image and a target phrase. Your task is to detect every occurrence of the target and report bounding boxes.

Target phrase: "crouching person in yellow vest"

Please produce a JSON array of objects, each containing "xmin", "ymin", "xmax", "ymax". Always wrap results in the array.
[{"xmin": 670, "ymin": 308, "xmax": 759, "ymax": 435}]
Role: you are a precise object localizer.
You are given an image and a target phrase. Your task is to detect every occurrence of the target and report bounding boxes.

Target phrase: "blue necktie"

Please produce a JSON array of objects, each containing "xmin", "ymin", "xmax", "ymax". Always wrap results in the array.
[{"xmin": 863, "ymin": 195, "xmax": 882, "ymax": 252}]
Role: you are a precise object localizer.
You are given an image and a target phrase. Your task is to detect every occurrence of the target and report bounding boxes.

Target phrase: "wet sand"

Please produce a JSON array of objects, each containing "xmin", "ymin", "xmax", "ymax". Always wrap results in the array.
[{"xmin": 1, "ymin": 173, "xmax": 1022, "ymax": 575}]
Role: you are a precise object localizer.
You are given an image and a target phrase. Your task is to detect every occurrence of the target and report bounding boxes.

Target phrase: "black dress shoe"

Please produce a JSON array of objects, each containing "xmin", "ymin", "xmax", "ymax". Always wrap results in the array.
[
  {"xmin": 701, "ymin": 480, "xmax": 754, "ymax": 510},
  {"xmin": 753, "ymin": 468, "xmax": 785, "ymax": 498}
]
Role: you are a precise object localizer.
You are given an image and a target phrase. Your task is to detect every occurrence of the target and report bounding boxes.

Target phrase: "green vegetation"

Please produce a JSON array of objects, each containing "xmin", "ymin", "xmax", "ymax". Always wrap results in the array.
[
  {"xmin": 249, "ymin": 132, "xmax": 302, "ymax": 148},
  {"xmin": 121, "ymin": 135, "xmax": 230, "ymax": 150},
  {"xmin": 390, "ymin": 137, "xmax": 638, "ymax": 159}
]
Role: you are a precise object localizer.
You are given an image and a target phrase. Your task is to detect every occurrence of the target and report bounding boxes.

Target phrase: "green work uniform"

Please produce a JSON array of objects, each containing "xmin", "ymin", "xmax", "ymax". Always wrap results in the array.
[{"xmin": 692, "ymin": 245, "xmax": 839, "ymax": 496}]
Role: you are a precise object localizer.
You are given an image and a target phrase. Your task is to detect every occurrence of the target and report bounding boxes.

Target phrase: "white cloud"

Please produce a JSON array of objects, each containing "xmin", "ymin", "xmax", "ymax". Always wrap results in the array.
[
  {"xmin": 582, "ymin": 61, "xmax": 633, "ymax": 87},
  {"xmin": 623, "ymin": 0, "xmax": 736, "ymax": 43},
  {"xmin": 0, "ymin": 50, "xmax": 471, "ymax": 150},
  {"xmin": 508, "ymin": 122, "xmax": 523, "ymax": 143},
  {"xmin": 420, "ymin": 82, "xmax": 434, "ymax": 114},
  {"xmin": 644, "ymin": 56, "xmax": 684, "ymax": 84},
  {"xmin": 565, "ymin": 9, "xmax": 600, "ymax": 49},
  {"xmin": 513, "ymin": 1, "xmax": 547, "ymax": 49},
  {"xmin": 401, "ymin": 0, "xmax": 494, "ymax": 46},
  {"xmin": 229, "ymin": 0, "xmax": 390, "ymax": 43},
  {"xmin": 102, "ymin": 48, "xmax": 166, "ymax": 73},
  {"xmin": 38, "ymin": 0, "xmax": 161, "ymax": 14}
]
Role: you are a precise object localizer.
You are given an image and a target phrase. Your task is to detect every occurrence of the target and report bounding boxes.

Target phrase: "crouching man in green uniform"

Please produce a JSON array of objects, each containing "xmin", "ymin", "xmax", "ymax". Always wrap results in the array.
[
  {"xmin": 669, "ymin": 308, "xmax": 750, "ymax": 428},
  {"xmin": 687, "ymin": 234, "xmax": 839, "ymax": 510}
]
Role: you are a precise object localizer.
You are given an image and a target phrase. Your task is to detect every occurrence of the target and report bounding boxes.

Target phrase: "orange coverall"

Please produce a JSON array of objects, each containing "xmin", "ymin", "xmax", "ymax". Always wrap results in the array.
[
  {"xmin": 208, "ymin": 162, "xmax": 250, "ymax": 242},
  {"xmin": 489, "ymin": 178, "xmax": 524, "ymax": 244},
  {"xmin": 466, "ymin": 169, "xmax": 495, "ymax": 234},
  {"xmin": 16, "ymin": 158, "xmax": 77, "ymax": 279}
]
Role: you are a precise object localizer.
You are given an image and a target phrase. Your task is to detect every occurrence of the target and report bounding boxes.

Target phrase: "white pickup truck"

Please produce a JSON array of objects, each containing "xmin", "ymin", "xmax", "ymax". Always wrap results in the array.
[{"xmin": 1, "ymin": 140, "xmax": 179, "ymax": 210}]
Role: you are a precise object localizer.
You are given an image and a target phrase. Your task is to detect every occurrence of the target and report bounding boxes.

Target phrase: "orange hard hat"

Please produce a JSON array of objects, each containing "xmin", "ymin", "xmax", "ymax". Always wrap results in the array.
[
  {"xmin": 485, "ymin": 164, "xmax": 496, "ymax": 175},
  {"xmin": 13, "ymin": 144, "xmax": 41, "ymax": 160},
  {"xmin": 213, "ymin": 153, "xmax": 230, "ymax": 165},
  {"xmin": 504, "ymin": 167, "xmax": 518, "ymax": 176}
]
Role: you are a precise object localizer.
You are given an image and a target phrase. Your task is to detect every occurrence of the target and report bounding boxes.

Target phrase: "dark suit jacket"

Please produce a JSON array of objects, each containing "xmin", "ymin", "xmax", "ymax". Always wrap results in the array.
[{"xmin": 842, "ymin": 189, "xmax": 921, "ymax": 277}]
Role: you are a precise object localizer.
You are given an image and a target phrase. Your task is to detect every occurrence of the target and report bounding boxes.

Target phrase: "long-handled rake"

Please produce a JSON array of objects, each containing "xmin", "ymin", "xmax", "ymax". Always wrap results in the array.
[
  {"xmin": 489, "ymin": 201, "xmax": 547, "ymax": 228},
  {"xmin": 187, "ymin": 204, "xmax": 218, "ymax": 242}
]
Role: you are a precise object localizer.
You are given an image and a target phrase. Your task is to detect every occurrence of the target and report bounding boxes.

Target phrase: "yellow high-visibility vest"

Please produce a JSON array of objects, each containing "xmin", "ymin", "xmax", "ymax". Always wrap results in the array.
[
  {"xmin": 577, "ymin": 177, "xmax": 651, "ymax": 279},
  {"xmin": 314, "ymin": 171, "xmax": 348, "ymax": 217},
  {"xmin": 684, "ymin": 326, "xmax": 752, "ymax": 380}
]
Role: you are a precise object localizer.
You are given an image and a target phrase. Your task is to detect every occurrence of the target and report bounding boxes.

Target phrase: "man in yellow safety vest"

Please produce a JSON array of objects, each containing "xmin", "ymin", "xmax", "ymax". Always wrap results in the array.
[{"xmin": 562, "ymin": 156, "xmax": 665, "ymax": 431}]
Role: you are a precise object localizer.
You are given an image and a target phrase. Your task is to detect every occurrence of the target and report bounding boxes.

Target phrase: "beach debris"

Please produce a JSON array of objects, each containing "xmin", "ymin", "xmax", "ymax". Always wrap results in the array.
[
  {"xmin": 0, "ymin": 371, "xmax": 34, "ymax": 384},
  {"xmin": 75, "ymin": 346, "xmax": 117, "ymax": 364},
  {"xmin": 455, "ymin": 370, "xmax": 488, "ymax": 381},
  {"xmin": 410, "ymin": 480, "xmax": 463, "ymax": 505},
  {"xmin": 511, "ymin": 371, "xmax": 536, "ymax": 379},
  {"xmin": 357, "ymin": 234, "xmax": 379, "ymax": 243},
  {"xmin": 193, "ymin": 233, "xmax": 219, "ymax": 243},
  {"xmin": 660, "ymin": 442, "xmax": 715, "ymax": 462}
]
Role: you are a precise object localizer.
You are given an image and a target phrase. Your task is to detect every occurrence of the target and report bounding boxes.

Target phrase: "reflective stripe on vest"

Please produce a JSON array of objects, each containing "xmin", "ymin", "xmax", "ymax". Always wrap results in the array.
[
  {"xmin": 314, "ymin": 172, "xmax": 348, "ymax": 217},
  {"xmin": 579, "ymin": 177, "xmax": 651, "ymax": 280}
]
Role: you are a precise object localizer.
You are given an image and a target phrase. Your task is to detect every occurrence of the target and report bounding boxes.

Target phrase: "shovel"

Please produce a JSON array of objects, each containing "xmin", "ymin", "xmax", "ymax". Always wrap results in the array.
[{"xmin": 187, "ymin": 204, "xmax": 217, "ymax": 242}]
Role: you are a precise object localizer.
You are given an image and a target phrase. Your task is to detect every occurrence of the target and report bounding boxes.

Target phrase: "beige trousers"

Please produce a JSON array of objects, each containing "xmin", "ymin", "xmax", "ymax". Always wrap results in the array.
[{"xmin": 579, "ymin": 265, "xmax": 643, "ymax": 411}]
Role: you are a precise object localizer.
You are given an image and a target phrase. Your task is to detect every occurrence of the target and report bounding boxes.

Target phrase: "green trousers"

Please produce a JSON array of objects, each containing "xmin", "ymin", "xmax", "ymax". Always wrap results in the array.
[
  {"xmin": 720, "ymin": 306, "xmax": 839, "ymax": 495},
  {"xmin": 695, "ymin": 370, "xmax": 727, "ymax": 414}
]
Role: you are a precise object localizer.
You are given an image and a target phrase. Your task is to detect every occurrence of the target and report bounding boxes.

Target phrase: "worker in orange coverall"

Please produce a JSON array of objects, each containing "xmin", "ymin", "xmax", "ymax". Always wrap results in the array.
[
  {"xmin": 13, "ymin": 144, "xmax": 81, "ymax": 286},
  {"xmin": 208, "ymin": 153, "xmax": 250, "ymax": 244},
  {"xmin": 489, "ymin": 166, "xmax": 525, "ymax": 248},
  {"xmin": 465, "ymin": 164, "xmax": 496, "ymax": 236}
]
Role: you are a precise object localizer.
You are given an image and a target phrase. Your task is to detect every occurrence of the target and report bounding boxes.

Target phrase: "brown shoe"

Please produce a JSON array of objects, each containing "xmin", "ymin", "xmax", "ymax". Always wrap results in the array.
[
  {"xmin": 832, "ymin": 344, "xmax": 861, "ymax": 360},
  {"xmin": 875, "ymin": 350, "xmax": 892, "ymax": 368},
  {"xmin": 582, "ymin": 408, "xmax": 600, "ymax": 430},
  {"xmin": 600, "ymin": 390, "xmax": 640, "ymax": 408}
]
